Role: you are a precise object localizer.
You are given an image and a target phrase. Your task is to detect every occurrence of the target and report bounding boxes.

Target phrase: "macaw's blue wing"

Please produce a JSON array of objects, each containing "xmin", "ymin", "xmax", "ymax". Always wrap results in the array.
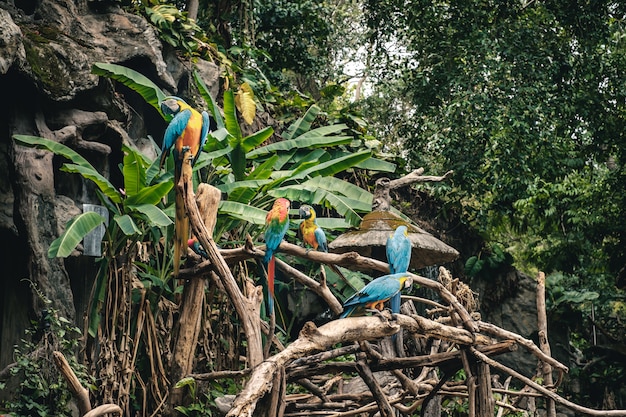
[
  {"xmin": 314, "ymin": 227, "xmax": 328, "ymax": 252},
  {"xmin": 340, "ymin": 273, "xmax": 407, "ymax": 318},
  {"xmin": 386, "ymin": 226, "xmax": 411, "ymax": 314},
  {"xmin": 386, "ymin": 226, "xmax": 411, "ymax": 274},
  {"xmin": 160, "ymin": 109, "xmax": 192, "ymax": 168},
  {"xmin": 263, "ymin": 218, "xmax": 290, "ymax": 263}
]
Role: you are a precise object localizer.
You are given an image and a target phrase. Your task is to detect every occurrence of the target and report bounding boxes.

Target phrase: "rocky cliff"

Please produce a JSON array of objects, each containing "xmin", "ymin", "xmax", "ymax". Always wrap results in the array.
[{"xmin": 0, "ymin": 0, "xmax": 218, "ymax": 369}]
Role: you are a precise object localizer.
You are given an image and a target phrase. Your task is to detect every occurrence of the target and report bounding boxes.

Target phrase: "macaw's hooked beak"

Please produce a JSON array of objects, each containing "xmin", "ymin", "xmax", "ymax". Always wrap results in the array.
[
  {"xmin": 160, "ymin": 98, "xmax": 181, "ymax": 116},
  {"xmin": 299, "ymin": 205, "xmax": 312, "ymax": 219},
  {"xmin": 404, "ymin": 275, "xmax": 413, "ymax": 288}
]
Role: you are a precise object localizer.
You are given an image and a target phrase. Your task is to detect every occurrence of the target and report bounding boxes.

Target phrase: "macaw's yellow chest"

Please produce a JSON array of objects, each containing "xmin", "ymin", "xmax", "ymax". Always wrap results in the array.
[
  {"xmin": 175, "ymin": 110, "xmax": 204, "ymax": 156},
  {"xmin": 300, "ymin": 221, "xmax": 319, "ymax": 249}
]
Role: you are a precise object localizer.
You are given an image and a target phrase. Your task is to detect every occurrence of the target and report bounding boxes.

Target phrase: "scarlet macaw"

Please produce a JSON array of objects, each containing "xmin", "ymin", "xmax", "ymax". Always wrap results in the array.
[
  {"xmin": 263, "ymin": 198, "xmax": 291, "ymax": 314},
  {"xmin": 386, "ymin": 225, "xmax": 412, "ymax": 313},
  {"xmin": 188, "ymin": 237, "xmax": 208, "ymax": 259},
  {"xmin": 340, "ymin": 273, "xmax": 412, "ymax": 318},
  {"xmin": 298, "ymin": 205, "xmax": 328, "ymax": 252},
  {"xmin": 160, "ymin": 96, "xmax": 210, "ymax": 277}
]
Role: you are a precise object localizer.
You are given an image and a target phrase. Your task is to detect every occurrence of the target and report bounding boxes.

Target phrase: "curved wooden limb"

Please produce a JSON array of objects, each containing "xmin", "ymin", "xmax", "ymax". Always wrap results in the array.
[
  {"xmin": 82, "ymin": 404, "xmax": 123, "ymax": 417},
  {"xmin": 477, "ymin": 321, "xmax": 568, "ymax": 373},
  {"xmin": 206, "ymin": 239, "xmax": 389, "ymax": 273},
  {"xmin": 226, "ymin": 318, "xmax": 400, "ymax": 417},
  {"xmin": 180, "ymin": 168, "xmax": 264, "ymax": 366},
  {"xmin": 389, "ymin": 167, "xmax": 454, "ymax": 190},
  {"xmin": 52, "ymin": 351, "xmax": 91, "ymax": 415},
  {"xmin": 408, "ymin": 272, "xmax": 479, "ymax": 333},
  {"xmin": 355, "ymin": 346, "xmax": 394, "ymax": 417},
  {"xmin": 470, "ymin": 347, "xmax": 626, "ymax": 416}
]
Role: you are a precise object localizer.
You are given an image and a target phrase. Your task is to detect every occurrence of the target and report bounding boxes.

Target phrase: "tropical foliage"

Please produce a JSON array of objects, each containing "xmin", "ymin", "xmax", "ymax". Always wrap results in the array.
[
  {"xmin": 358, "ymin": 0, "xmax": 626, "ymax": 405},
  {"xmin": 10, "ymin": 0, "xmax": 626, "ymax": 411}
]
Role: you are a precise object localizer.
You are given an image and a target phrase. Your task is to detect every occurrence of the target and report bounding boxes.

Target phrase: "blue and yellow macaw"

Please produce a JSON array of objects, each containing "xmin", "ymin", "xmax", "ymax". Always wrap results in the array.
[
  {"xmin": 386, "ymin": 225, "xmax": 412, "ymax": 314},
  {"xmin": 160, "ymin": 96, "xmax": 210, "ymax": 277},
  {"xmin": 263, "ymin": 198, "xmax": 291, "ymax": 315},
  {"xmin": 340, "ymin": 273, "xmax": 412, "ymax": 318},
  {"xmin": 299, "ymin": 205, "xmax": 328, "ymax": 252},
  {"xmin": 299, "ymin": 205, "xmax": 353, "ymax": 288}
]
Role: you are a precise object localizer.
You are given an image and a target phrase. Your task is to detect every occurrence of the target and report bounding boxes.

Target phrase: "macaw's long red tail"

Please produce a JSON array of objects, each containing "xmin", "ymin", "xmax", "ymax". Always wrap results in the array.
[{"xmin": 267, "ymin": 255, "xmax": 275, "ymax": 314}]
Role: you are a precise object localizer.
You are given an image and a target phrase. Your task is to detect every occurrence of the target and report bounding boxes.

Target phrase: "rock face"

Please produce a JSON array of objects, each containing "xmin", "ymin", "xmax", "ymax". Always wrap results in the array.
[{"xmin": 0, "ymin": 0, "xmax": 218, "ymax": 369}]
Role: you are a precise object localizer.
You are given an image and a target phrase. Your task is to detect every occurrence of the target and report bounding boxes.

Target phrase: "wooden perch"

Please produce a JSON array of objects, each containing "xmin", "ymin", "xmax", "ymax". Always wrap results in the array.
[
  {"xmin": 53, "ymin": 351, "xmax": 123, "ymax": 417},
  {"xmin": 470, "ymin": 347, "xmax": 626, "ymax": 416},
  {"xmin": 82, "ymin": 405, "xmax": 123, "ymax": 417},
  {"xmin": 227, "ymin": 318, "xmax": 400, "ymax": 417},
  {"xmin": 215, "ymin": 240, "xmax": 390, "ymax": 274},
  {"xmin": 170, "ymin": 174, "xmax": 626, "ymax": 417},
  {"xmin": 169, "ymin": 181, "xmax": 221, "ymax": 409},
  {"xmin": 180, "ymin": 160, "xmax": 264, "ymax": 366},
  {"xmin": 536, "ymin": 271, "xmax": 556, "ymax": 417},
  {"xmin": 372, "ymin": 168, "xmax": 453, "ymax": 211},
  {"xmin": 389, "ymin": 167, "xmax": 454, "ymax": 189},
  {"xmin": 408, "ymin": 271, "xmax": 479, "ymax": 333},
  {"xmin": 53, "ymin": 351, "xmax": 91, "ymax": 415}
]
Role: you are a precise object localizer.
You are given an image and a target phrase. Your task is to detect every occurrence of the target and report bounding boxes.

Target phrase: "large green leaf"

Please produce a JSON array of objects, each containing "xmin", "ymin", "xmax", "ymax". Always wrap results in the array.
[
  {"xmin": 193, "ymin": 70, "xmax": 225, "ymax": 130},
  {"xmin": 223, "ymin": 90, "xmax": 242, "ymax": 141},
  {"xmin": 270, "ymin": 185, "xmax": 369, "ymax": 227},
  {"xmin": 248, "ymin": 155, "xmax": 280, "ymax": 180},
  {"xmin": 219, "ymin": 201, "xmax": 268, "ymax": 225},
  {"xmin": 222, "ymin": 90, "xmax": 248, "ymax": 180},
  {"xmin": 114, "ymin": 214, "xmax": 141, "ymax": 236},
  {"xmin": 312, "ymin": 217, "xmax": 353, "ymax": 230},
  {"xmin": 354, "ymin": 157, "xmax": 397, "ymax": 173},
  {"xmin": 283, "ymin": 105, "xmax": 321, "ymax": 140},
  {"xmin": 292, "ymin": 124, "xmax": 349, "ymax": 140},
  {"xmin": 221, "ymin": 156, "xmax": 279, "ymax": 204},
  {"xmin": 92, "ymin": 63, "xmax": 166, "ymax": 114},
  {"xmin": 241, "ymin": 126, "xmax": 274, "ymax": 153},
  {"xmin": 13, "ymin": 135, "xmax": 92, "ymax": 168},
  {"xmin": 291, "ymin": 150, "xmax": 372, "ymax": 180},
  {"xmin": 229, "ymin": 145, "xmax": 247, "ymax": 181},
  {"xmin": 122, "ymin": 144, "xmax": 147, "ymax": 197},
  {"xmin": 247, "ymin": 130, "xmax": 351, "ymax": 159},
  {"xmin": 322, "ymin": 193, "xmax": 364, "ymax": 227},
  {"xmin": 61, "ymin": 164, "xmax": 122, "ymax": 204},
  {"xmin": 300, "ymin": 176, "xmax": 374, "ymax": 205},
  {"xmin": 48, "ymin": 211, "xmax": 106, "ymax": 258},
  {"xmin": 217, "ymin": 179, "xmax": 273, "ymax": 195},
  {"xmin": 124, "ymin": 181, "xmax": 173, "ymax": 206},
  {"xmin": 128, "ymin": 204, "xmax": 172, "ymax": 227}
]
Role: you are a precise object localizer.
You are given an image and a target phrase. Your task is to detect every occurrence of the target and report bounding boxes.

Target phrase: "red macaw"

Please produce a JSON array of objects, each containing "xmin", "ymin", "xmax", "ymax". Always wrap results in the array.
[
  {"xmin": 188, "ymin": 237, "xmax": 208, "ymax": 259},
  {"xmin": 160, "ymin": 96, "xmax": 210, "ymax": 277},
  {"xmin": 386, "ymin": 225, "xmax": 412, "ymax": 314},
  {"xmin": 263, "ymin": 198, "xmax": 291, "ymax": 314},
  {"xmin": 298, "ymin": 205, "xmax": 328, "ymax": 252},
  {"xmin": 340, "ymin": 273, "xmax": 412, "ymax": 318}
]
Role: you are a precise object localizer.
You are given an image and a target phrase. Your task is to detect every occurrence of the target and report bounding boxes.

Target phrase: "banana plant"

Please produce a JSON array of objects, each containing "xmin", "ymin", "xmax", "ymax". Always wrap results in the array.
[
  {"xmin": 14, "ymin": 135, "xmax": 173, "ymax": 257},
  {"xmin": 91, "ymin": 63, "xmax": 397, "ymax": 232},
  {"xmin": 89, "ymin": 64, "xmax": 400, "ymax": 305},
  {"xmin": 13, "ymin": 135, "xmax": 175, "ymax": 336}
]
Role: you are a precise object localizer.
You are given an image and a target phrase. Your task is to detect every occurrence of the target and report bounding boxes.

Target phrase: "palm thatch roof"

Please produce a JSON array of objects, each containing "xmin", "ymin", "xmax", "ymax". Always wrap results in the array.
[{"xmin": 328, "ymin": 210, "xmax": 459, "ymax": 269}]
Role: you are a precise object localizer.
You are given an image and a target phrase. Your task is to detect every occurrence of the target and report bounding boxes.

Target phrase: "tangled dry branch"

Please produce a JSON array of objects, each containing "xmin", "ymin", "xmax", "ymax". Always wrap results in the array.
[{"xmin": 174, "ymin": 177, "xmax": 626, "ymax": 417}]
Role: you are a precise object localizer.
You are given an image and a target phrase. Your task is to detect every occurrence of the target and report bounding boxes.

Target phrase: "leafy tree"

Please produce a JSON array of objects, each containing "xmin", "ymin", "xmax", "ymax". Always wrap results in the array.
[{"xmin": 359, "ymin": 0, "xmax": 626, "ymax": 405}]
